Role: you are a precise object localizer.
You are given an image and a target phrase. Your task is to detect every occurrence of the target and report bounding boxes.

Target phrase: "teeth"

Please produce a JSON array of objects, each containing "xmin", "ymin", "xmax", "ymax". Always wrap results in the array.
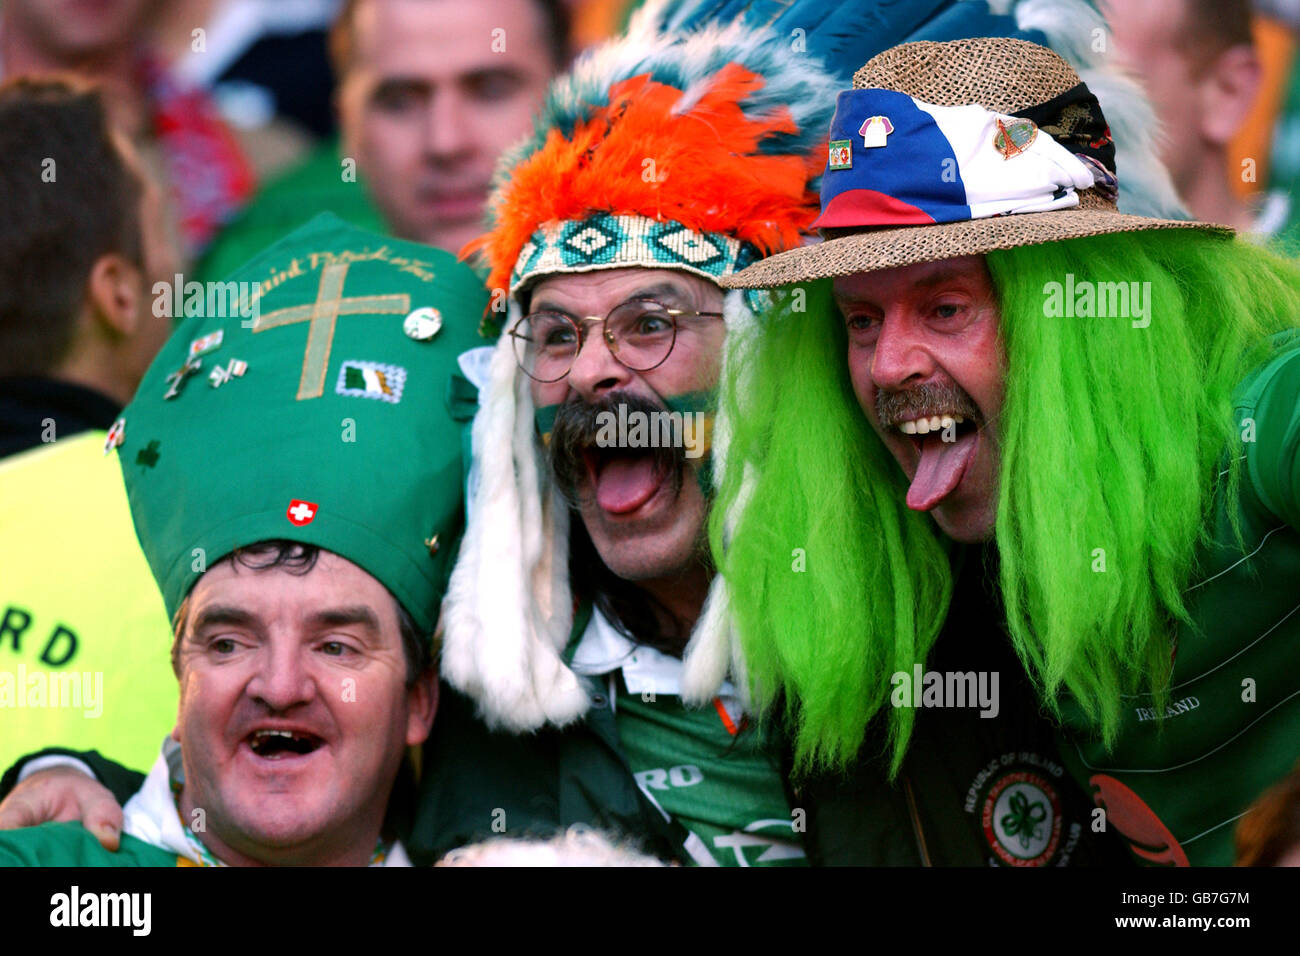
[
  {"xmin": 898, "ymin": 414, "xmax": 972, "ymax": 435},
  {"xmin": 255, "ymin": 729, "xmax": 294, "ymax": 739}
]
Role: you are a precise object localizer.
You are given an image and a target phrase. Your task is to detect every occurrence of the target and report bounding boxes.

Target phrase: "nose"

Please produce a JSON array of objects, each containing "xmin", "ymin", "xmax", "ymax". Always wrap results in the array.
[
  {"xmin": 423, "ymin": 89, "xmax": 474, "ymax": 162},
  {"xmin": 565, "ymin": 322, "xmax": 636, "ymax": 401},
  {"xmin": 246, "ymin": 639, "xmax": 316, "ymax": 712},
  {"xmin": 870, "ymin": 313, "xmax": 935, "ymax": 392}
]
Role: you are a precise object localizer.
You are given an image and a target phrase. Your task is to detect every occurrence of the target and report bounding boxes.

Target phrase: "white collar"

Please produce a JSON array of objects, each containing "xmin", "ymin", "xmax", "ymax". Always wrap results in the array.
[
  {"xmin": 122, "ymin": 738, "xmax": 411, "ymax": 866},
  {"xmin": 121, "ymin": 738, "xmax": 198, "ymax": 863},
  {"xmin": 569, "ymin": 607, "xmax": 743, "ymax": 718}
]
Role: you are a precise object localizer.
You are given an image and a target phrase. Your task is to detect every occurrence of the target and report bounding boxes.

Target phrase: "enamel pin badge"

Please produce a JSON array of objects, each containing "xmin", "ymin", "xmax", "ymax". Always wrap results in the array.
[
  {"xmin": 209, "ymin": 358, "xmax": 248, "ymax": 388},
  {"xmin": 103, "ymin": 418, "xmax": 126, "ymax": 455},
  {"xmin": 828, "ymin": 139, "xmax": 853, "ymax": 170},
  {"xmin": 993, "ymin": 118, "xmax": 1038, "ymax": 159},
  {"xmin": 403, "ymin": 307, "xmax": 443, "ymax": 341},
  {"xmin": 187, "ymin": 329, "xmax": 224, "ymax": 360},
  {"xmin": 859, "ymin": 115, "xmax": 894, "ymax": 148}
]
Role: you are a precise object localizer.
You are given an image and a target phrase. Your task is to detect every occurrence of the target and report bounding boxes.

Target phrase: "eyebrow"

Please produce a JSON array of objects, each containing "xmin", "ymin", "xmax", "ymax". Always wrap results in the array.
[
  {"xmin": 460, "ymin": 66, "xmax": 527, "ymax": 87},
  {"xmin": 531, "ymin": 282, "xmax": 692, "ymax": 315},
  {"xmin": 308, "ymin": 606, "xmax": 382, "ymax": 633},
  {"xmin": 191, "ymin": 608, "xmax": 254, "ymax": 632},
  {"xmin": 912, "ymin": 267, "xmax": 976, "ymax": 290},
  {"xmin": 369, "ymin": 77, "xmax": 430, "ymax": 100},
  {"xmin": 834, "ymin": 267, "xmax": 977, "ymax": 307},
  {"xmin": 189, "ymin": 605, "xmax": 258, "ymax": 637},
  {"xmin": 186, "ymin": 605, "xmax": 382, "ymax": 637}
]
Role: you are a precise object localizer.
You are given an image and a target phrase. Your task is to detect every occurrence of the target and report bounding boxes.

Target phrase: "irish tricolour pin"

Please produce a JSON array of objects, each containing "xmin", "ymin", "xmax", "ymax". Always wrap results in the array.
[{"xmin": 336, "ymin": 360, "xmax": 407, "ymax": 404}]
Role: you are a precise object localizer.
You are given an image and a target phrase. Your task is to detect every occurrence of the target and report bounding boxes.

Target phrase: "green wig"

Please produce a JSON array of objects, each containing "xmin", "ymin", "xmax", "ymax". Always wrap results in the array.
[{"xmin": 713, "ymin": 231, "xmax": 1300, "ymax": 777}]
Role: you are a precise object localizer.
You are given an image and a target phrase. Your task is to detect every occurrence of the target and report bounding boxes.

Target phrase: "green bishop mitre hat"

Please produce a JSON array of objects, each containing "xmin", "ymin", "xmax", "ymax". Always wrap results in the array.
[{"xmin": 115, "ymin": 213, "xmax": 489, "ymax": 636}]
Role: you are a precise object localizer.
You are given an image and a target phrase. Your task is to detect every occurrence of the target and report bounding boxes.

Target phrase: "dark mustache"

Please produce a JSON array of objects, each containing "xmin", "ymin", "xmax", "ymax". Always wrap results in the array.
[
  {"xmin": 875, "ymin": 381, "xmax": 981, "ymax": 428},
  {"xmin": 548, "ymin": 391, "xmax": 686, "ymax": 505}
]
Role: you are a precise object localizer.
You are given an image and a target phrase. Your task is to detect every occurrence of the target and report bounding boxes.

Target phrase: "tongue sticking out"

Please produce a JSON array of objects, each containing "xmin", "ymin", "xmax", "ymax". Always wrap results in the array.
[
  {"xmin": 905, "ymin": 430, "xmax": 979, "ymax": 512},
  {"xmin": 595, "ymin": 456, "xmax": 664, "ymax": 514}
]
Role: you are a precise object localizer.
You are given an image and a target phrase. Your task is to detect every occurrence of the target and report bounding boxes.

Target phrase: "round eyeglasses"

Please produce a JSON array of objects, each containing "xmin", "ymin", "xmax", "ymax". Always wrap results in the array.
[{"xmin": 508, "ymin": 298, "xmax": 724, "ymax": 383}]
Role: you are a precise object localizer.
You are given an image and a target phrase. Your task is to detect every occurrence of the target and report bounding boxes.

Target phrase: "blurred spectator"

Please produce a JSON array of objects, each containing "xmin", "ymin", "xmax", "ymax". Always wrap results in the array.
[
  {"xmin": 199, "ymin": 0, "xmax": 569, "ymax": 279},
  {"xmin": 1225, "ymin": 7, "xmax": 1295, "ymax": 208},
  {"xmin": 0, "ymin": 0, "xmax": 305, "ymax": 258},
  {"xmin": 153, "ymin": 0, "xmax": 341, "ymax": 139},
  {"xmin": 1102, "ymin": 0, "xmax": 1265, "ymax": 232},
  {"xmin": 0, "ymin": 78, "xmax": 176, "ymax": 454},
  {"xmin": 0, "ymin": 78, "xmax": 177, "ymax": 775},
  {"xmin": 335, "ymin": 0, "xmax": 565, "ymax": 252},
  {"xmin": 1259, "ymin": 0, "xmax": 1300, "ymax": 252},
  {"xmin": 1236, "ymin": 760, "xmax": 1300, "ymax": 865}
]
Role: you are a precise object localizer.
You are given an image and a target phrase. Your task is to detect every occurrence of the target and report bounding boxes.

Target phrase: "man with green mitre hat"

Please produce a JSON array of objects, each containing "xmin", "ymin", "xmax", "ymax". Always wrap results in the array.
[{"xmin": 0, "ymin": 213, "xmax": 485, "ymax": 865}]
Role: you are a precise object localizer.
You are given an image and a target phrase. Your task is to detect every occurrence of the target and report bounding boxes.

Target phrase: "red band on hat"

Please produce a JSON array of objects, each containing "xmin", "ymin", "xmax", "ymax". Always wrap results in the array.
[{"xmin": 811, "ymin": 188, "xmax": 938, "ymax": 230}]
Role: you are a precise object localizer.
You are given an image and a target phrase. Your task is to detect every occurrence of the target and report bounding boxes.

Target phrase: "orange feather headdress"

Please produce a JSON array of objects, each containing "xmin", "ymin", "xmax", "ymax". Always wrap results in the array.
[{"xmin": 470, "ymin": 65, "xmax": 825, "ymax": 297}]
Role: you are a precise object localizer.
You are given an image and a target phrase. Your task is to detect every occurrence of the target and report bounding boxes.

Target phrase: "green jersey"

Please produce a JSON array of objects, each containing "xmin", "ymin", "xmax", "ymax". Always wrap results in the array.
[
  {"xmin": 571, "ymin": 609, "xmax": 806, "ymax": 867},
  {"xmin": 1059, "ymin": 333, "xmax": 1300, "ymax": 865}
]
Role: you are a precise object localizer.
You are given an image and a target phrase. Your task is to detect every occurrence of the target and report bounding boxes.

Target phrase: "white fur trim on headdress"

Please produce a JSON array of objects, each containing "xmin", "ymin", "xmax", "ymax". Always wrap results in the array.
[
  {"xmin": 441, "ymin": 298, "xmax": 586, "ymax": 731},
  {"xmin": 681, "ymin": 289, "xmax": 757, "ymax": 706}
]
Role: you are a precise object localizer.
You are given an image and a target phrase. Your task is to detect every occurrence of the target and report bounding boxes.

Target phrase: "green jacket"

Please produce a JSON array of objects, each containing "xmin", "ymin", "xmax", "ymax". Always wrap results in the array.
[{"xmin": 0, "ymin": 822, "xmax": 179, "ymax": 867}]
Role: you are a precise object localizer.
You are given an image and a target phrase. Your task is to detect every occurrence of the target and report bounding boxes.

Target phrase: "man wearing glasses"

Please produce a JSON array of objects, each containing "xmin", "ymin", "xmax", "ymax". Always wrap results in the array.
[
  {"xmin": 429, "ymin": 9, "xmax": 839, "ymax": 866},
  {"xmin": 513, "ymin": 275, "xmax": 723, "ymax": 607}
]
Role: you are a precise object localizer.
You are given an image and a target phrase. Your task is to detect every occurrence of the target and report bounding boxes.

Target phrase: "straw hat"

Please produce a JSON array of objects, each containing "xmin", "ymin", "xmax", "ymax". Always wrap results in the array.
[{"xmin": 722, "ymin": 37, "xmax": 1232, "ymax": 289}]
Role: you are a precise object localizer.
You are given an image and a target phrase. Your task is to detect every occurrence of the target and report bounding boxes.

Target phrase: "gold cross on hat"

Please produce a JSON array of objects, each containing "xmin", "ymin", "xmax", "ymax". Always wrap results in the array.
[{"xmin": 252, "ymin": 262, "xmax": 410, "ymax": 400}]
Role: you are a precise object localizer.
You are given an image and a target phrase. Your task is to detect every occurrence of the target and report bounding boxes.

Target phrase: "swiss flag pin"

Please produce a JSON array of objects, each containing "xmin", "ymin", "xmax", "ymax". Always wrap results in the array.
[{"xmin": 287, "ymin": 499, "xmax": 318, "ymax": 526}]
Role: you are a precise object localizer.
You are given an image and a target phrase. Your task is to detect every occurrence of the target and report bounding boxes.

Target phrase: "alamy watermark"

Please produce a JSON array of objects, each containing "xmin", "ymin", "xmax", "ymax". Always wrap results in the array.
[
  {"xmin": 594, "ymin": 405, "xmax": 708, "ymax": 459},
  {"xmin": 1042, "ymin": 273, "xmax": 1151, "ymax": 328},
  {"xmin": 153, "ymin": 273, "xmax": 261, "ymax": 326},
  {"xmin": 50, "ymin": 886, "xmax": 150, "ymax": 936},
  {"xmin": 0, "ymin": 664, "xmax": 103, "ymax": 718},
  {"xmin": 890, "ymin": 665, "xmax": 999, "ymax": 718}
]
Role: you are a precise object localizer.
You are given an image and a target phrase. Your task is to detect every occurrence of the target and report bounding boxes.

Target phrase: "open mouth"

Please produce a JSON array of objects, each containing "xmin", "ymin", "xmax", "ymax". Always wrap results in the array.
[
  {"xmin": 582, "ymin": 447, "xmax": 670, "ymax": 515},
  {"xmin": 245, "ymin": 728, "xmax": 324, "ymax": 760},
  {"xmin": 894, "ymin": 413, "xmax": 981, "ymax": 512}
]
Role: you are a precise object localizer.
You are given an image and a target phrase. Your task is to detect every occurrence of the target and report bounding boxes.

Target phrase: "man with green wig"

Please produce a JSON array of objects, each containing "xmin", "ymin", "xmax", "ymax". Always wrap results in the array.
[
  {"xmin": 0, "ymin": 213, "xmax": 486, "ymax": 865},
  {"xmin": 717, "ymin": 36, "xmax": 1300, "ymax": 866}
]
